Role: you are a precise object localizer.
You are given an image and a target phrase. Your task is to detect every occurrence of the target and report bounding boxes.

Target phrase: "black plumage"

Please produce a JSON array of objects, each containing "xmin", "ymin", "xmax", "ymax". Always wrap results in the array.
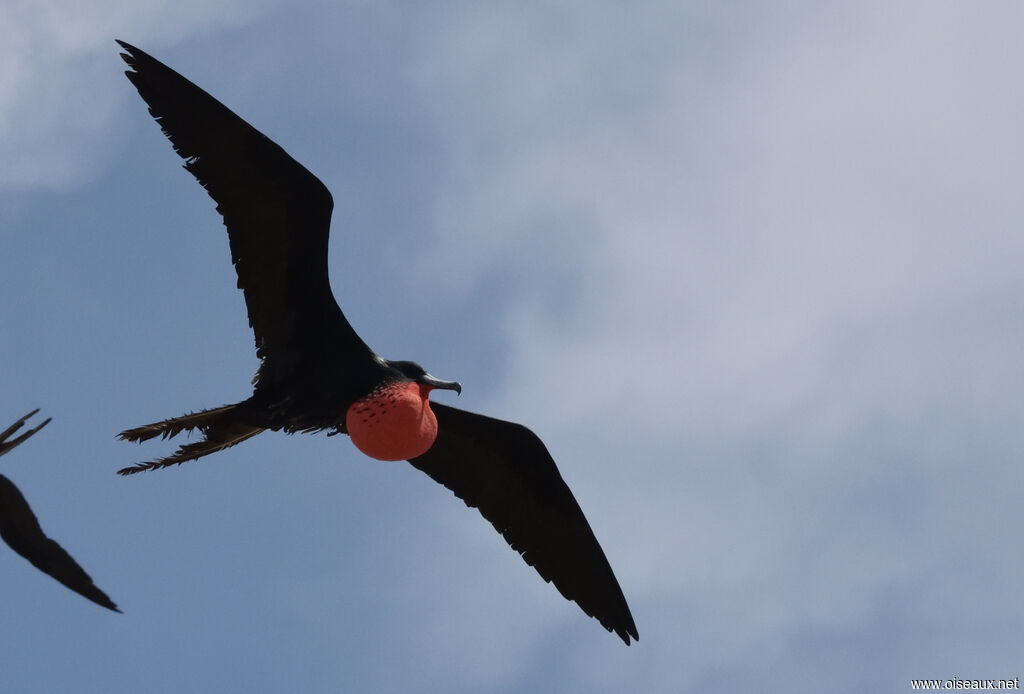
[
  {"xmin": 116, "ymin": 40, "xmax": 636, "ymax": 643},
  {"xmin": 0, "ymin": 410, "xmax": 120, "ymax": 612}
]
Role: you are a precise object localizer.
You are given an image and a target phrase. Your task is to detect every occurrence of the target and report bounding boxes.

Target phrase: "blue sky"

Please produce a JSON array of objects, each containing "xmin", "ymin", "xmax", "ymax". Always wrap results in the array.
[{"xmin": 3, "ymin": 2, "xmax": 1023, "ymax": 692}]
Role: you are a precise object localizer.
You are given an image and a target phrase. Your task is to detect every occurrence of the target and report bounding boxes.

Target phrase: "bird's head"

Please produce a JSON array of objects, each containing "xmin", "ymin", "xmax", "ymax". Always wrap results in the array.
[
  {"xmin": 345, "ymin": 360, "xmax": 461, "ymax": 461},
  {"xmin": 386, "ymin": 360, "xmax": 462, "ymax": 396}
]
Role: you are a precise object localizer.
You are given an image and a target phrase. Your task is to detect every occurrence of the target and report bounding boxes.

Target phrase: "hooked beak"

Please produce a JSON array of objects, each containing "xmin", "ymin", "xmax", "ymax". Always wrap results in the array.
[{"xmin": 418, "ymin": 373, "xmax": 462, "ymax": 396}]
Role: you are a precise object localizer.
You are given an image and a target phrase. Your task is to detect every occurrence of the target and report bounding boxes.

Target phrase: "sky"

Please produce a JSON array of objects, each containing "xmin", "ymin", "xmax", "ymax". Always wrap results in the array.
[{"xmin": 2, "ymin": 1, "xmax": 1023, "ymax": 692}]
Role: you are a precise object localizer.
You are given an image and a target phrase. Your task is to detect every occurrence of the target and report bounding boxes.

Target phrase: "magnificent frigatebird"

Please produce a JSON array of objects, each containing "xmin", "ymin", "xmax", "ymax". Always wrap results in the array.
[
  {"xmin": 115, "ymin": 40, "xmax": 637, "ymax": 644},
  {"xmin": 0, "ymin": 410, "xmax": 120, "ymax": 612}
]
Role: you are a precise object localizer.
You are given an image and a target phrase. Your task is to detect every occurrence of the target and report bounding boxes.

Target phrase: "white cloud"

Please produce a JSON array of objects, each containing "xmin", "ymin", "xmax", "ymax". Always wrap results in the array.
[
  {"xmin": 0, "ymin": 0, "xmax": 275, "ymax": 189},
  {"xmin": 405, "ymin": 1, "xmax": 1024, "ymax": 688}
]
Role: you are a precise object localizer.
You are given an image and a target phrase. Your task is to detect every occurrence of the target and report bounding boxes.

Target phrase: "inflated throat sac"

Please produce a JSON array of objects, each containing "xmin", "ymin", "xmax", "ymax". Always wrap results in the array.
[{"xmin": 346, "ymin": 382, "xmax": 439, "ymax": 461}]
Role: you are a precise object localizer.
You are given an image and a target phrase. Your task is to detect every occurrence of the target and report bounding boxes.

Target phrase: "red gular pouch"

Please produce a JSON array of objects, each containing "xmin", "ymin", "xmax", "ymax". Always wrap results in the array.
[{"xmin": 345, "ymin": 382, "xmax": 440, "ymax": 461}]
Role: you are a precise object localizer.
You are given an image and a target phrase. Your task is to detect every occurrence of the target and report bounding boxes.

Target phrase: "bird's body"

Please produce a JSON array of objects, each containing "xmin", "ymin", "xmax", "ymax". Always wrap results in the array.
[
  {"xmin": 0, "ymin": 410, "xmax": 120, "ymax": 612},
  {"xmin": 116, "ymin": 40, "xmax": 637, "ymax": 644}
]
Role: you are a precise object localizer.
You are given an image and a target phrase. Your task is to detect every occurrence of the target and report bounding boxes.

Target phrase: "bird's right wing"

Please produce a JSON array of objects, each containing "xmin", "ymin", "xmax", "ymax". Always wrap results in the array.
[
  {"xmin": 117, "ymin": 41, "xmax": 373, "ymax": 387},
  {"xmin": 408, "ymin": 403, "xmax": 638, "ymax": 644}
]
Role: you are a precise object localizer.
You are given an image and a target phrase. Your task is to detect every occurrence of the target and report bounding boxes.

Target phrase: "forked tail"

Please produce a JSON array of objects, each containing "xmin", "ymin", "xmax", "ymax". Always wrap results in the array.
[
  {"xmin": 118, "ymin": 404, "xmax": 265, "ymax": 475},
  {"xmin": 0, "ymin": 409, "xmax": 51, "ymax": 457}
]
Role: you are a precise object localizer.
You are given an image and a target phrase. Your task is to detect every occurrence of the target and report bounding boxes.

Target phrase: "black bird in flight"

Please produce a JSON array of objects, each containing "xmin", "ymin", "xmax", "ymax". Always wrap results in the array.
[
  {"xmin": 115, "ymin": 40, "xmax": 637, "ymax": 644},
  {"xmin": 0, "ymin": 409, "xmax": 120, "ymax": 612}
]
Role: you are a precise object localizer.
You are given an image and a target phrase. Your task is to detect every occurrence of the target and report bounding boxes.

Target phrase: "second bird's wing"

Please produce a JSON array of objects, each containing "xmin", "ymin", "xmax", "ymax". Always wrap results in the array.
[
  {"xmin": 0, "ymin": 410, "xmax": 119, "ymax": 612},
  {"xmin": 0, "ymin": 475, "xmax": 120, "ymax": 612}
]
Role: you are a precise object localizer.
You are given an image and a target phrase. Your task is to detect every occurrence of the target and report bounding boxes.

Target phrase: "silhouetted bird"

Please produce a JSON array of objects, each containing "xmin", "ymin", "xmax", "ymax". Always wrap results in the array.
[
  {"xmin": 0, "ymin": 410, "xmax": 120, "ymax": 612},
  {"xmin": 116, "ymin": 40, "xmax": 636, "ymax": 643}
]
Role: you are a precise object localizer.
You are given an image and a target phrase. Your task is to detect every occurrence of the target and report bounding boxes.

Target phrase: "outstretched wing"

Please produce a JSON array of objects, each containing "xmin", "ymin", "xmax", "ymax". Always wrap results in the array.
[
  {"xmin": 0, "ymin": 475, "xmax": 120, "ymax": 612},
  {"xmin": 408, "ymin": 403, "xmax": 638, "ymax": 644},
  {"xmin": 0, "ymin": 412, "xmax": 120, "ymax": 612},
  {"xmin": 117, "ymin": 40, "xmax": 373, "ymax": 387}
]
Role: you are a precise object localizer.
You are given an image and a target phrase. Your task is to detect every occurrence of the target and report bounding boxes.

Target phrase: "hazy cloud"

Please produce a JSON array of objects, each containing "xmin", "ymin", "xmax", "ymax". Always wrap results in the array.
[{"xmin": 3, "ymin": 2, "xmax": 1023, "ymax": 693}]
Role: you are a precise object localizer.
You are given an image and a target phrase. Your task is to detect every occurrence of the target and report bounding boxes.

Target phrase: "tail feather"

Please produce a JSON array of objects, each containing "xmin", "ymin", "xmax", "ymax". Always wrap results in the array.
[
  {"xmin": 118, "ymin": 404, "xmax": 240, "ymax": 443},
  {"xmin": 117, "ymin": 404, "xmax": 265, "ymax": 476},
  {"xmin": 0, "ymin": 409, "xmax": 52, "ymax": 457}
]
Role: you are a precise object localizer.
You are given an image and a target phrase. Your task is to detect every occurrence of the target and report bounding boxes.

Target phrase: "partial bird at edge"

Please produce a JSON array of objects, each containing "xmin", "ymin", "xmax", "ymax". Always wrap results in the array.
[{"xmin": 0, "ymin": 410, "xmax": 121, "ymax": 613}]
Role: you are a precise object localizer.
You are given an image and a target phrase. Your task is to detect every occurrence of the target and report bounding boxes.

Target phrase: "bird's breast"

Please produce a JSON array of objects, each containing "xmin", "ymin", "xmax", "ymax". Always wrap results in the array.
[{"xmin": 345, "ymin": 382, "xmax": 438, "ymax": 461}]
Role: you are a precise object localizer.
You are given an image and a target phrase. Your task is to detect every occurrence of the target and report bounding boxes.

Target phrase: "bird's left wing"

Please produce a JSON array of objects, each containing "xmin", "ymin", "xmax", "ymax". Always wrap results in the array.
[
  {"xmin": 116, "ymin": 41, "xmax": 373, "ymax": 387},
  {"xmin": 408, "ymin": 403, "xmax": 638, "ymax": 644}
]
